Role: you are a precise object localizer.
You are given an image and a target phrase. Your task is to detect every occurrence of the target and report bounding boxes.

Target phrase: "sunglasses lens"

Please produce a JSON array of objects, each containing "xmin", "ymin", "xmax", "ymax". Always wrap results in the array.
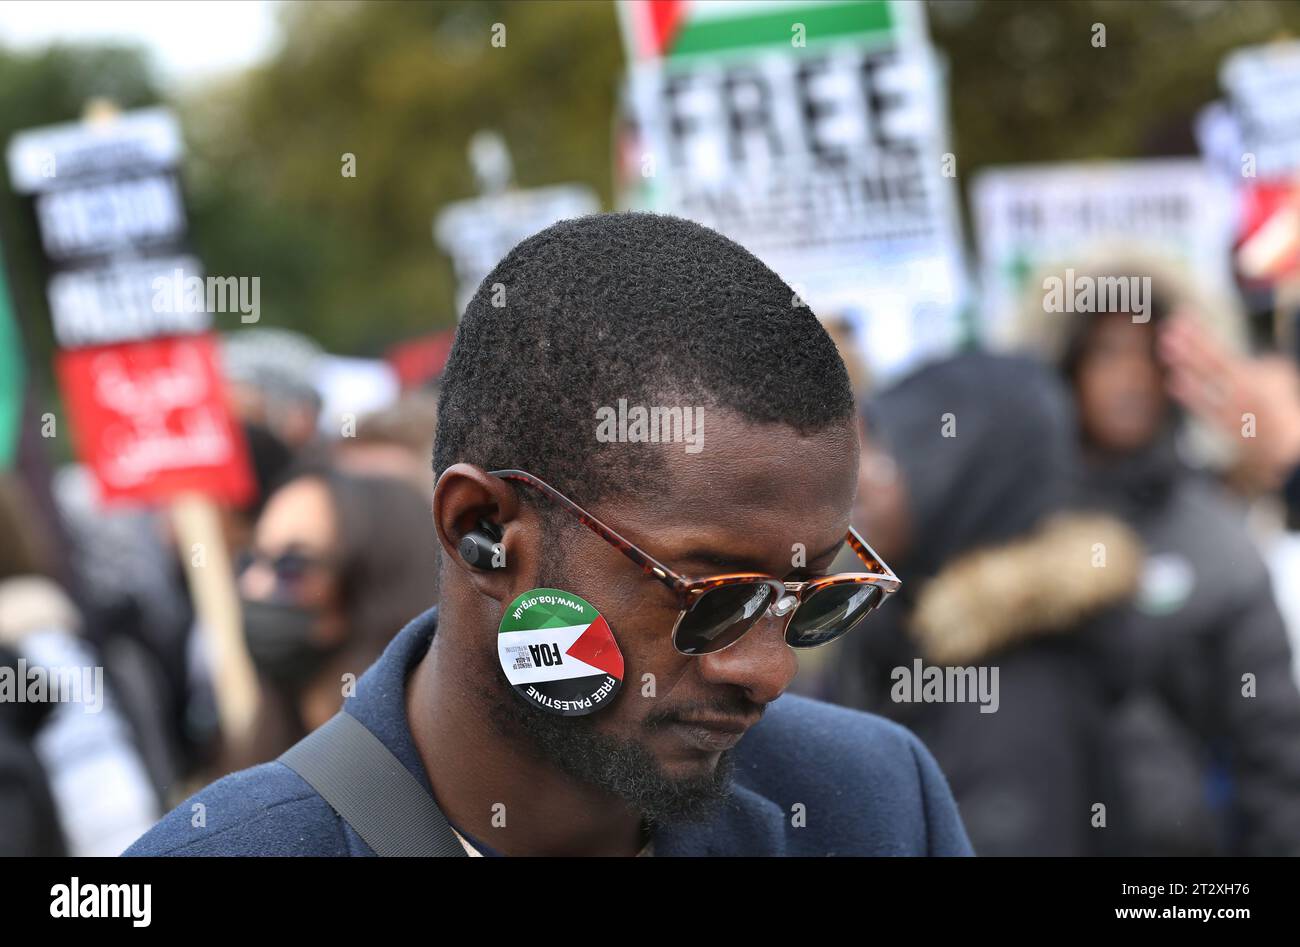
[
  {"xmin": 273, "ymin": 552, "xmax": 313, "ymax": 583},
  {"xmin": 785, "ymin": 583, "xmax": 882, "ymax": 649},
  {"xmin": 674, "ymin": 582, "xmax": 776, "ymax": 655}
]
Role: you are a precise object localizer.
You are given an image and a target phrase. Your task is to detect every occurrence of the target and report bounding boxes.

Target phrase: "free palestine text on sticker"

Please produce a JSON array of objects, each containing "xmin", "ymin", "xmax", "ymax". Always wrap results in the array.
[{"xmin": 497, "ymin": 588, "xmax": 624, "ymax": 717}]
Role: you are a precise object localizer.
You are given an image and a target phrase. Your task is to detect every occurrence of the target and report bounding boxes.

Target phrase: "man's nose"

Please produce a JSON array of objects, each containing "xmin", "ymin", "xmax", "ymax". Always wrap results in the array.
[{"xmin": 693, "ymin": 614, "xmax": 797, "ymax": 706}]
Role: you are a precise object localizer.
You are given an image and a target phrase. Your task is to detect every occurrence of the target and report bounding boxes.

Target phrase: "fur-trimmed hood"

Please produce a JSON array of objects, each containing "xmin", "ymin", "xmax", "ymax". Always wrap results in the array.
[
  {"xmin": 909, "ymin": 512, "xmax": 1142, "ymax": 665},
  {"xmin": 1015, "ymin": 249, "xmax": 1248, "ymax": 470},
  {"xmin": 1015, "ymin": 249, "xmax": 1248, "ymax": 365}
]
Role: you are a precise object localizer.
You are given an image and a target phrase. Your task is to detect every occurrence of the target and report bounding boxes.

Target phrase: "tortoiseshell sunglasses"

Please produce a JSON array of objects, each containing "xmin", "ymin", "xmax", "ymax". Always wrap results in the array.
[{"xmin": 489, "ymin": 469, "xmax": 901, "ymax": 656}]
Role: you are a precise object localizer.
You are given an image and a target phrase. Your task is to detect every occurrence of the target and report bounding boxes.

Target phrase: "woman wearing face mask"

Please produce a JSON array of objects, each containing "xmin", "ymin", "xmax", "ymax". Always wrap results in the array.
[{"xmin": 229, "ymin": 467, "xmax": 439, "ymax": 768}]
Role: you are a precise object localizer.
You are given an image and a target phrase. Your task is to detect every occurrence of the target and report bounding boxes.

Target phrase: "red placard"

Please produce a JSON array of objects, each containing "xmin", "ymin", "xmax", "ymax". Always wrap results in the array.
[
  {"xmin": 387, "ymin": 327, "xmax": 456, "ymax": 390},
  {"xmin": 56, "ymin": 333, "xmax": 254, "ymax": 505},
  {"xmin": 1236, "ymin": 179, "xmax": 1300, "ymax": 284}
]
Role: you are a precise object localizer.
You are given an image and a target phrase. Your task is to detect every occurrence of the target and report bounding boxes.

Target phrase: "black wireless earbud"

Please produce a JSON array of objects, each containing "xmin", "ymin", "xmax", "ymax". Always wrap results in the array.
[{"xmin": 458, "ymin": 519, "xmax": 505, "ymax": 570}]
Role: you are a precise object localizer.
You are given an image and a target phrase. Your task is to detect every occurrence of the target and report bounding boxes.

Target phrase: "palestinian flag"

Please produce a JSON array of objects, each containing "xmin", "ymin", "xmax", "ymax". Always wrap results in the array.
[
  {"xmin": 498, "ymin": 589, "xmax": 625, "ymax": 717},
  {"xmin": 618, "ymin": 0, "xmax": 900, "ymax": 61}
]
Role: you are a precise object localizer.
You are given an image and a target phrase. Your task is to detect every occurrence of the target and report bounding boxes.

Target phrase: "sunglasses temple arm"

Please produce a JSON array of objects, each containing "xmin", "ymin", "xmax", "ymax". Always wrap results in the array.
[
  {"xmin": 847, "ymin": 527, "xmax": 899, "ymax": 582},
  {"xmin": 489, "ymin": 468, "xmax": 690, "ymax": 597}
]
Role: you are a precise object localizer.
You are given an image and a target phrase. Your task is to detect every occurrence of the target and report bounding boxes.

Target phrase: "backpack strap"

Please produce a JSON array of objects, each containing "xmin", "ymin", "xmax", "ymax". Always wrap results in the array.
[{"xmin": 280, "ymin": 711, "xmax": 467, "ymax": 857}]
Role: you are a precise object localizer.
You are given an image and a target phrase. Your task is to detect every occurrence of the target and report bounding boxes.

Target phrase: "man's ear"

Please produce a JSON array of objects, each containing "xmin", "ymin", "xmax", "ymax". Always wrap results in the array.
[{"xmin": 433, "ymin": 464, "xmax": 526, "ymax": 602}]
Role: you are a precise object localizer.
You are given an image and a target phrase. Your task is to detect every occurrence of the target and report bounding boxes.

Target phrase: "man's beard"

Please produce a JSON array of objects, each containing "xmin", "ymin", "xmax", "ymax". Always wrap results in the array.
[
  {"xmin": 486, "ymin": 672, "xmax": 736, "ymax": 827},
  {"xmin": 485, "ymin": 561, "xmax": 736, "ymax": 826}
]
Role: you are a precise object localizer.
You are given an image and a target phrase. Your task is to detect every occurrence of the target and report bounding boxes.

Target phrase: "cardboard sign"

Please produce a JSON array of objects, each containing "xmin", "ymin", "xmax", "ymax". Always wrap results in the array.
[
  {"xmin": 7, "ymin": 107, "xmax": 182, "ymax": 193},
  {"xmin": 617, "ymin": 0, "xmax": 924, "ymax": 63},
  {"xmin": 1196, "ymin": 42, "xmax": 1300, "ymax": 286},
  {"xmin": 9, "ymin": 107, "xmax": 252, "ymax": 504},
  {"xmin": 618, "ymin": 0, "xmax": 965, "ymax": 379},
  {"xmin": 1220, "ymin": 40, "xmax": 1300, "ymax": 181},
  {"xmin": 434, "ymin": 185, "xmax": 599, "ymax": 316},
  {"xmin": 970, "ymin": 159, "xmax": 1237, "ymax": 345},
  {"xmin": 1235, "ymin": 179, "xmax": 1300, "ymax": 284},
  {"xmin": 6, "ymin": 108, "xmax": 209, "ymax": 349},
  {"xmin": 56, "ymin": 334, "xmax": 253, "ymax": 505}
]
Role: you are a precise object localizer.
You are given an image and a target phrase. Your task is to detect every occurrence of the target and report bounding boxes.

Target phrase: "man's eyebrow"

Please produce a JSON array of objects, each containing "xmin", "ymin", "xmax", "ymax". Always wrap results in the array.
[
  {"xmin": 675, "ymin": 536, "xmax": 845, "ymax": 574},
  {"xmin": 676, "ymin": 548, "xmax": 770, "ymax": 573}
]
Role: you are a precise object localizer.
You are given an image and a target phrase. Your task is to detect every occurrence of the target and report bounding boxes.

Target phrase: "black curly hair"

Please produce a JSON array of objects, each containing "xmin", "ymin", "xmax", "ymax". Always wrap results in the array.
[{"xmin": 432, "ymin": 212, "xmax": 855, "ymax": 512}]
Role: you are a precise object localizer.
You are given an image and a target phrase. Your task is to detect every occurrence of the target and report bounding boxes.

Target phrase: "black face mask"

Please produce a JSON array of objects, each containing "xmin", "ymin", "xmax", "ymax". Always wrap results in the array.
[{"xmin": 241, "ymin": 598, "xmax": 341, "ymax": 695}]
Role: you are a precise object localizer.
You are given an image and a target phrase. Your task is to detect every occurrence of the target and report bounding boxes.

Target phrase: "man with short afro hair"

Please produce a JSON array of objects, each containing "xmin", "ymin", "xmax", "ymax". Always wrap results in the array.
[
  {"xmin": 434, "ymin": 212, "xmax": 856, "ymax": 513},
  {"xmin": 126, "ymin": 212, "xmax": 972, "ymax": 857}
]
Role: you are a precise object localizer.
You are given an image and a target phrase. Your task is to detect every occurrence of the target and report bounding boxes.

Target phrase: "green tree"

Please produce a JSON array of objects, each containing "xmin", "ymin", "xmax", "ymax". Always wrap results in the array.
[
  {"xmin": 928, "ymin": 0, "xmax": 1300, "ymax": 213},
  {"xmin": 183, "ymin": 0, "xmax": 624, "ymax": 355}
]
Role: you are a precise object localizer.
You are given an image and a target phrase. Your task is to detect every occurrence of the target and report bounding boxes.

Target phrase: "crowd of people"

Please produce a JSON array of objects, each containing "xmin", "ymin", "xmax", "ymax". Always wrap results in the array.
[
  {"xmin": 3, "ymin": 224, "xmax": 1300, "ymax": 857},
  {"xmin": 1, "ymin": 331, "xmax": 445, "ymax": 854},
  {"xmin": 809, "ymin": 256, "xmax": 1300, "ymax": 855}
]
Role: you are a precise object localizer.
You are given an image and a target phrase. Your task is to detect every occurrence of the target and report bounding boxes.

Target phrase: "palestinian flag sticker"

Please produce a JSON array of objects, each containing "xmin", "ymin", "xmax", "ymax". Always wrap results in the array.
[{"xmin": 498, "ymin": 588, "xmax": 624, "ymax": 716}]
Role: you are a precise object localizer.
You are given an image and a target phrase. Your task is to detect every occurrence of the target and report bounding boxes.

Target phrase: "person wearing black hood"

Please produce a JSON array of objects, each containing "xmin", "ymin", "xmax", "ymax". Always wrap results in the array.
[
  {"xmin": 1053, "ymin": 278, "xmax": 1300, "ymax": 856},
  {"xmin": 829, "ymin": 351, "xmax": 1143, "ymax": 855},
  {"xmin": 0, "ymin": 640, "xmax": 64, "ymax": 855}
]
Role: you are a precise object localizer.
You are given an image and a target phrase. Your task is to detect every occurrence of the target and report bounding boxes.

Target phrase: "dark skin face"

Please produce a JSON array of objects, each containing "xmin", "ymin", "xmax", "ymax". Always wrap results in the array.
[
  {"xmin": 407, "ymin": 409, "xmax": 859, "ymax": 855},
  {"xmin": 1075, "ymin": 312, "xmax": 1169, "ymax": 454}
]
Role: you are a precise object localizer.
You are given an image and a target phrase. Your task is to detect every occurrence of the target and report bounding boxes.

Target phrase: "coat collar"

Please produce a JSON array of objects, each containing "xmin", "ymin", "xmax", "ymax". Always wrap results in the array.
[
  {"xmin": 342, "ymin": 606, "xmax": 440, "ymax": 798},
  {"xmin": 651, "ymin": 784, "xmax": 788, "ymax": 856}
]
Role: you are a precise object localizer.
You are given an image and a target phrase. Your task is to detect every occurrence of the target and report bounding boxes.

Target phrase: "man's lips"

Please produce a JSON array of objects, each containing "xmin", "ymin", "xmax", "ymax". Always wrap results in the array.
[{"xmin": 666, "ymin": 714, "xmax": 760, "ymax": 752}]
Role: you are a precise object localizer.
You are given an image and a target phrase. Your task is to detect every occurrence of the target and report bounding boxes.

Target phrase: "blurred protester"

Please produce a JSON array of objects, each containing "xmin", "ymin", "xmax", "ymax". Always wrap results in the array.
[
  {"xmin": 52, "ymin": 465, "xmax": 208, "ymax": 794},
  {"xmin": 832, "ymin": 352, "xmax": 1141, "ymax": 855},
  {"xmin": 228, "ymin": 467, "xmax": 439, "ymax": 767},
  {"xmin": 1158, "ymin": 315, "xmax": 1300, "ymax": 678},
  {"xmin": 0, "ymin": 474, "xmax": 159, "ymax": 855},
  {"xmin": 1037, "ymin": 266, "xmax": 1300, "ymax": 855},
  {"xmin": 332, "ymin": 390, "xmax": 440, "ymax": 498},
  {"xmin": 819, "ymin": 314, "xmax": 872, "ymax": 401},
  {"xmin": 222, "ymin": 328, "xmax": 325, "ymax": 454},
  {"xmin": 0, "ymin": 640, "xmax": 63, "ymax": 855},
  {"xmin": 220, "ymin": 421, "xmax": 297, "ymax": 558},
  {"xmin": 52, "ymin": 418, "xmax": 296, "ymax": 799},
  {"xmin": 1159, "ymin": 314, "xmax": 1300, "ymax": 524}
]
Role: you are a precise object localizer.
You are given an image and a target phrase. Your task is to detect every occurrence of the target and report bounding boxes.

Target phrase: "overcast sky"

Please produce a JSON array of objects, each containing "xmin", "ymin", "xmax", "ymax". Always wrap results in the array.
[{"xmin": 0, "ymin": 0, "xmax": 282, "ymax": 85}]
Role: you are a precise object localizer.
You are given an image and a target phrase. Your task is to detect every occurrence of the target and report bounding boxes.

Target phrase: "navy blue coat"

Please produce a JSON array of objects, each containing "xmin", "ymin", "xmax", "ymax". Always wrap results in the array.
[{"xmin": 124, "ymin": 608, "xmax": 972, "ymax": 856}]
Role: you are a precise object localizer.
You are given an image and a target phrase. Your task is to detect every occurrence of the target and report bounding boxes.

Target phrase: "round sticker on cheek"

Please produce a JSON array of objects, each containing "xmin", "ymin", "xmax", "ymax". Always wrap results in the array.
[{"xmin": 497, "ymin": 588, "xmax": 624, "ymax": 717}]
